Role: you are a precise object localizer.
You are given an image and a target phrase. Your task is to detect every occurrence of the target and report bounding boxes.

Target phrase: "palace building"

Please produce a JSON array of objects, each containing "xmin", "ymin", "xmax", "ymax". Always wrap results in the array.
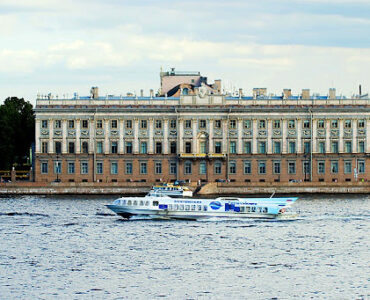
[{"xmin": 34, "ymin": 69, "xmax": 370, "ymax": 184}]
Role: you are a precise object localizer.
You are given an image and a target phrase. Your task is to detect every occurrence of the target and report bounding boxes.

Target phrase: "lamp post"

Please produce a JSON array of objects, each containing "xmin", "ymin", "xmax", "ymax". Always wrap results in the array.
[{"xmin": 56, "ymin": 153, "xmax": 60, "ymax": 182}]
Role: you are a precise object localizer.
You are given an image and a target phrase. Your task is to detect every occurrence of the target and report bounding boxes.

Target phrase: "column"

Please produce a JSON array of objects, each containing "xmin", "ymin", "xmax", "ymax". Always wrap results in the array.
[
  {"xmin": 76, "ymin": 119, "xmax": 81, "ymax": 153},
  {"xmin": 148, "ymin": 118, "xmax": 154, "ymax": 154},
  {"xmin": 312, "ymin": 118, "xmax": 317, "ymax": 153},
  {"xmin": 133, "ymin": 118, "xmax": 139, "ymax": 154},
  {"xmin": 35, "ymin": 119, "xmax": 40, "ymax": 153},
  {"xmin": 297, "ymin": 119, "xmax": 302, "ymax": 154},
  {"xmin": 339, "ymin": 119, "xmax": 344, "ymax": 153},
  {"xmin": 208, "ymin": 118, "xmax": 214, "ymax": 154},
  {"xmin": 267, "ymin": 119, "xmax": 272, "ymax": 154},
  {"xmin": 178, "ymin": 118, "xmax": 184, "ymax": 154},
  {"xmin": 49, "ymin": 119, "xmax": 54, "ymax": 153},
  {"xmin": 252, "ymin": 119, "xmax": 258, "ymax": 154},
  {"xmin": 89, "ymin": 119, "xmax": 95, "ymax": 154},
  {"xmin": 282, "ymin": 119, "xmax": 287, "ymax": 154},
  {"xmin": 237, "ymin": 118, "xmax": 243, "ymax": 154},
  {"xmin": 222, "ymin": 119, "xmax": 228, "ymax": 154},
  {"xmin": 163, "ymin": 118, "xmax": 169, "ymax": 154},
  {"xmin": 325, "ymin": 119, "xmax": 331, "ymax": 153},
  {"xmin": 192, "ymin": 118, "xmax": 197, "ymax": 153},
  {"xmin": 62, "ymin": 119, "xmax": 67, "ymax": 154},
  {"xmin": 367, "ymin": 119, "xmax": 370, "ymax": 153},
  {"xmin": 104, "ymin": 119, "xmax": 109, "ymax": 154},
  {"xmin": 352, "ymin": 119, "xmax": 357, "ymax": 153},
  {"xmin": 119, "ymin": 119, "xmax": 124, "ymax": 154}
]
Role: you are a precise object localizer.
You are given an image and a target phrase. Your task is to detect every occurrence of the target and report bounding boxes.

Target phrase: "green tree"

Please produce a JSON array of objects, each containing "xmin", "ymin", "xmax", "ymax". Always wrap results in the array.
[{"xmin": 0, "ymin": 97, "xmax": 35, "ymax": 170}]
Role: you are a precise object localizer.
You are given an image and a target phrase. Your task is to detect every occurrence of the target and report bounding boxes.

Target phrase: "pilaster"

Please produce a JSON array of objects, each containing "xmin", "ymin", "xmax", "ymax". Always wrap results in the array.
[
  {"xmin": 164, "ymin": 118, "xmax": 169, "ymax": 154},
  {"xmin": 49, "ymin": 119, "xmax": 54, "ymax": 153},
  {"xmin": 208, "ymin": 118, "xmax": 214, "ymax": 154},
  {"xmin": 352, "ymin": 119, "xmax": 357, "ymax": 153},
  {"xmin": 325, "ymin": 119, "xmax": 331, "ymax": 153},
  {"xmin": 104, "ymin": 119, "xmax": 109, "ymax": 154},
  {"xmin": 149, "ymin": 118, "xmax": 154, "ymax": 154},
  {"xmin": 282, "ymin": 119, "xmax": 287, "ymax": 154},
  {"xmin": 133, "ymin": 118, "xmax": 139, "ymax": 154},
  {"xmin": 339, "ymin": 119, "xmax": 344, "ymax": 153},
  {"xmin": 297, "ymin": 119, "xmax": 302, "ymax": 153},
  {"xmin": 119, "ymin": 119, "xmax": 124, "ymax": 154},
  {"xmin": 237, "ymin": 118, "xmax": 243, "ymax": 154},
  {"xmin": 35, "ymin": 119, "xmax": 40, "ymax": 153},
  {"xmin": 76, "ymin": 118, "xmax": 81, "ymax": 153},
  {"xmin": 267, "ymin": 119, "xmax": 272, "ymax": 154},
  {"xmin": 61, "ymin": 119, "xmax": 67, "ymax": 154}
]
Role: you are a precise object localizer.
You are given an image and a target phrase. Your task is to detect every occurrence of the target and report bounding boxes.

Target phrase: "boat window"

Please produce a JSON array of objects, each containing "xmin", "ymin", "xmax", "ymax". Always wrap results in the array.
[
  {"xmin": 246, "ymin": 206, "xmax": 250, "ymax": 212},
  {"xmin": 153, "ymin": 201, "xmax": 159, "ymax": 206},
  {"xmin": 168, "ymin": 204, "xmax": 173, "ymax": 210},
  {"xmin": 139, "ymin": 201, "xmax": 144, "ymax": 206},
  {"xmin": 127, "ymin": 200, "xmax": 132, "ymax": 205},
  {"xmin": 133, "ymin": 200, "xmax": 138, "ymax": 206},
  {"xmin": 191, "ymin": 205, "xmax": 196, "ymax": 211},
  {"xmin": 251, "ymin": 206, "xmax": 256, "ymax": 212},
  {"xmin": 259, "ymin": 207, "xmax": 263, "ymax": 213},
  {"xmin": 197, "ymin": 205, "xmax": 202, "ymax": 211},
  {"xmin": 185, "ymin": 205, "xmax": 190, "ymax": 211},
  {"xmin": 203, "ymin": 205, "xmax": 208, "ymax": 211},
  {"xmin": 263, "ymin": 207, "xmax": 268, "ymax": 213},
  {"xmin": 145, "ymin": 201, "xmax": 149, "ymax": 206},
  {"xmin": 240, "ymin": 206, "xmax": 245, "ymax": 212},
  {"xmin": 174, "ymin": 204, "xmax": 179, "ymax": 210},
  {"xmin": 179, "ymin": 205, "xmax": 184, "ymax": 210},
  {"xmin": 122, "ymin": 200, "xmax": 126, "ymax": 205}
]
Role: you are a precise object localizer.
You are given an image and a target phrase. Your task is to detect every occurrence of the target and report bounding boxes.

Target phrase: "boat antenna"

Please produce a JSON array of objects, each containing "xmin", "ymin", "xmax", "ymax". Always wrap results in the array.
[{"xmin": 270, "ymin": 191, "xmax": 275, "ymax": 198}]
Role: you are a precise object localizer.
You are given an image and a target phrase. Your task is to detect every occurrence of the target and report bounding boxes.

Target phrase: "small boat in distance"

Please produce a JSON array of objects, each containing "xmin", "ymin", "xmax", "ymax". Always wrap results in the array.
[
  {"xmin": 151, "ymin": 183, "xmax": 193, "ymax": 198},
  {"xmin": 106, "ymin": 192, "xmax": 298, "ymax": 220}
]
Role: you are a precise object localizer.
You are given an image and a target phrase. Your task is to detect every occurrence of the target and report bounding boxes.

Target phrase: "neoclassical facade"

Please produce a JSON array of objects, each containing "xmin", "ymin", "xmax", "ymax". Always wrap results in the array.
[{"xmin": 34, "ymin": 84, "xmax": 370, "ymax": 184}]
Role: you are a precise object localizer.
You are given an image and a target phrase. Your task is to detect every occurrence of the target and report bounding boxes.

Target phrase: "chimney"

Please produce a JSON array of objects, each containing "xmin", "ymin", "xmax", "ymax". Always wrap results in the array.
[
  {"xmin": 90, "ymin": 87, "xmax": 99, "ymax": 99},
  {"xmin": 150, "ymin": 89, "xmax": 154, "ymax": 98},
  {"xmin": 140, "ymin": 89, "xmax": 144, "ymax": 97},
  {"xmin": 214, "ymin": 80, "xmax": 222, "ymax": 94},
  {"xmin": 238, "ymin": 88, "xmax": 243, "ymax": 97},
  {"xmin": 283, "ymin": 89, "xmax": 291, "ymax": 99},
  {"xmin": 253, "ymin": 88, "xmax": 267, "ymax": 99},
  {"xmin": 301, "ymin": 89, "xmax": 310, "ymax": 99},
  {"xmin": 359, "ymin": 84, "xmax": 362, "ymax": 96},
  {"xmin": 329, "ymin": 88, "xmax": 336, "ymax": 100}
]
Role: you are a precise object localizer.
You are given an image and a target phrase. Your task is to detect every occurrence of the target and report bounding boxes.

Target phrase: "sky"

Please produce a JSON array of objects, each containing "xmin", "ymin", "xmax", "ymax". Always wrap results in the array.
[{"xmin": 0, "ymin": 0, "xmax": 369, "ymax": 104}]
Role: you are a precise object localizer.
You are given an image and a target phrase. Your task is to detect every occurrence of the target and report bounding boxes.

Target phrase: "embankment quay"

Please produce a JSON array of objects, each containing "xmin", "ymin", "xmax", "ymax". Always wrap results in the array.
[{"xmin": 0, "ymin": 182, "xmax": 369, "ymax": 195}]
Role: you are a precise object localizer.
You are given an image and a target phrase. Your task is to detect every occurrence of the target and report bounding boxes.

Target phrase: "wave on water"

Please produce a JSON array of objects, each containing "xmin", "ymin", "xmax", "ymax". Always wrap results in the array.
[{"xmin": 0, "ymin": 212, "xmax": 49, "ymax": 217}]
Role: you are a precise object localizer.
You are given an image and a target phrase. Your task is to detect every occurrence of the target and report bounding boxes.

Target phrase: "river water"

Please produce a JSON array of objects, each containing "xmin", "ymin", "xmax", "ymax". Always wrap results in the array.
[{"xmin": 0, "ymin": 194, "xmax": 369, "ymax": 299}]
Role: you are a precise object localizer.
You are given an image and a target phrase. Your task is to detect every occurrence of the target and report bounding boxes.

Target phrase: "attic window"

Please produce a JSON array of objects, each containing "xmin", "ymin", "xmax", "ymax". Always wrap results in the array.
[{"xmin": 183, "ymin": 88, "xmax": 189, "ymax": 95}]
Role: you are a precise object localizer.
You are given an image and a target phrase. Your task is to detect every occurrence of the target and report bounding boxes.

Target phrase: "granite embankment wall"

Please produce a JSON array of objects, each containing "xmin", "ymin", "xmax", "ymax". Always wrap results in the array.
[{"xmin": 0, "ymin": 181, "xmax": 369, "ymax": 195}]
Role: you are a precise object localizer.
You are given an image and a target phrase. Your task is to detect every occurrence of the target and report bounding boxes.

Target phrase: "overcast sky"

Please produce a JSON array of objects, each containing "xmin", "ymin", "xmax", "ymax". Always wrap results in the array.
[{"xmin": 1, "ymin": 0, "xmax": 369, "ymax": 104}]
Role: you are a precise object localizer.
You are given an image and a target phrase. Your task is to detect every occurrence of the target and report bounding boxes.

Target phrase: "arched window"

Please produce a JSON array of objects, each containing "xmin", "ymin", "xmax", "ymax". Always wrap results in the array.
[{"xmin": 182, "ymin": 88, "xmax": 189, "ymax": 95}]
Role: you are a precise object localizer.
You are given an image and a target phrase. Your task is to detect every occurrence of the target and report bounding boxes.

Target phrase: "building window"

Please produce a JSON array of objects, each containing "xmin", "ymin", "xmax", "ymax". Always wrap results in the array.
[
  {"xmin": 184, "ymin": 161, "xmax": 192, "ymax": 174},
  {"xmin": 96, "ymin": 141, "xmax": 103, "ymax": 154},
  {"xmin": 140, "ymin": 162, "xmax": 147, "ymax": 174},
  {"xmin": 111, "ymin": 141, "xmax": 118, "ymax": 154},
  {"xmin": 170, "ymin": 162, "xmax": 177, "ymax": 174},
  {"xmin": 199, "ymin": 120, "xmax": 206, "ymax": 129},
  {"xmin": 318, "ymin": 142, "xmax": 325, "ymax": 154},
  {"xmin": 170, "ymin": 120, "xmax": 177, "ymax": 129},
  {"xmin": 82, "ymin": 120, "xmax": 88, "ymax": 129},
  {"xmin": 55, "ymin": 141, "xmax": 62, "ymax": 154},
  {"xmin": 199, "ymin": 161, "xmax": 207, "ymax": 175},
  {"xmin": 288, "ymin": 120, "xmax": 295, "ymax": 129},
  {"xmin": 155, "ymin": 162, "xmax": 162, "ymax": 174},
  {"xmin": 96, "ymin": 162, "xmax": 103, "ymax": 174},
  {"xmin": 273, "ymin": 141, "xmax": 281, "ymax": 154},
  {"xmin": 318, "ymin": 120, "xmax": 325, "ymax": 128},
  {"xmin": 331, "ymin": 161, "xmax": 339, "ymax": 173},
  {"xmin": 244, "ymin": 141, "xmax": 251, "ymax": 154},
  {"xmin": 82, "ymin": 141, "xmax": 89, "ymax": 154},
  {"xmin": 41, "ymin": 162, "xmax": 48, "ymax": 174},
  {"xmin": 140, "ymin": 142, "xmax": 147, "ymax": 154},
  {"xmin": 229, "ymin": 162, "xmax": 236, "ymax": 174},
  {"xmin": 344, "ymin": 141, "xmax": 352, "ymax": 153},
  {"xmin": 68, "ymin": 142, "xmax": 75, "ymax": 154},
  {"xmin": 358, "ymin": 160, "xmax": 365, "ymax": 173},
  {"xmin": 155, "ymin": 142, "xmax": 162, "ymax": 154},
  {"xmin": 358, "ymin": 120, "xmax": 365, "ymax": 128},
  {"xmin": 199, "ymin": 141, "xmax": 207, "ymax": 154},
  {"xmin": 42, "ymin": 142, "xmax": 48, "ymax": 154},
  {"xmin": 140, "ymin": 120, "xmax": 147, "ymax": 129},
  {"xmin": 344, "ymin": 120, "xmax": 351, "ymax": 129},
  {"xmin": 68, "ymin": 162, "xmax": 75, "ymax": 174},
  {"xmin": 318, "ymin": 161, "xmax": 325, "ymax": 174},
  {"xmin": 303, "ymin": 120, "xmax": 310, "ymax": 129},
  {"xmin": 111, "ymin": 162, "xmax": 118, "ymax": 174},
  {"xmin": 273, "ymin": 120, "xmax": 280, "ymax": 129},
  {"xmin": 258, "ymin": 120, "xmax": 266, "ymax": 129},
  {"xmin": 111, "ymin": 120, "xmax": 117, "ymax": 129},
  {"xmin": 288, "ymin": 161, "xmax": 296, "ymax": 174},
  {"xmin": 214, "ymin": 162, "xmax": 222, "ymax": 174},
  {"xmin": 126, "ymin": 141, "xmax": 132, "ymax": 154},
  {"xmin": 331, "ymin": 141, "xmax": 339, "ymax": 153},
  {"xmin": 125, "ymin": 162, "xmax": 133, "ymax": 174},
  {"xmin": 244, "ymin": 120, "xmax": 251, "ymax": 129},
  {"xmin": 214, "ymin": 120, "xmax": 221, "ymax": 128},
  {"xmin": 41, "ymin": 120, "xmax": 48, "ymax": 128},
  {"xmin": 170, "ymin": 142, "xmax": 177, "ymax": 154},
  {"xmin": 244, "ymin": 161, "xmax": 251, "ymax": 174},
  {"xmin": 258, "ymin": 161, "xmax": 266, "ymax": 174},
  {"xmin": 215, "ymin": 142, "xmax": 222, "ymax": 154},
  {"xmin": 358, "ymin": 141, "xmax": 365, "ymax": 153},
  {"xmin": 230, "ymin": 141, "xmax": 236, "ymax": 154},
  {"xmin": 288, "ymin": 141, "xmax": 296, "ymax": 154},
  {"xmin": 125, "ymin": 120, "xmax": 132, "ymax": 129},
  {"xmin": 185, "ymin": 142, "xmax": 192, "ymax": 154},
  {"xmin": 68, "ymin": 120, "xmax": 74, "ymax": 129},
  {"xmin": 344, "ymin": 161, "xmax": 352, "ymax": 174},
  {"xmin": 273, "ymin": 161, "xmax": 280, "ymax": 174},
  {"xmin": 331, "ymin": 120, "xmax": 338, "ymax": 128},
  {"xmin": 81, "ymin": 162, "xmax": 88, "ymax": 174},
  {"xmin": 155, "ymin": 120, "xmax": 162, "ymax": 129},
  {"xmin": 304, "ymin": 141, "xmax": 311, "ymax": 154},
  {"xmin": 96, "ymin": 120, "xmax": 103, "ymax": 128},
  {"xmin": 229, "ymin": 120, "xmax": 236, "ymax": 129},
  {"xmin": 54, "ymin": 120, "xmax": 61, "ymax": 129},
  {"xmin": 54, "ymin": 161, "xmax": 61, "ymax": 174},
  {"xmin": 185, "ymin": 120, "xmax": 192, "ymax": 129},
  {"xmin": 258, "ymin": 141, "xmax": 266, "ymax": 154}
]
